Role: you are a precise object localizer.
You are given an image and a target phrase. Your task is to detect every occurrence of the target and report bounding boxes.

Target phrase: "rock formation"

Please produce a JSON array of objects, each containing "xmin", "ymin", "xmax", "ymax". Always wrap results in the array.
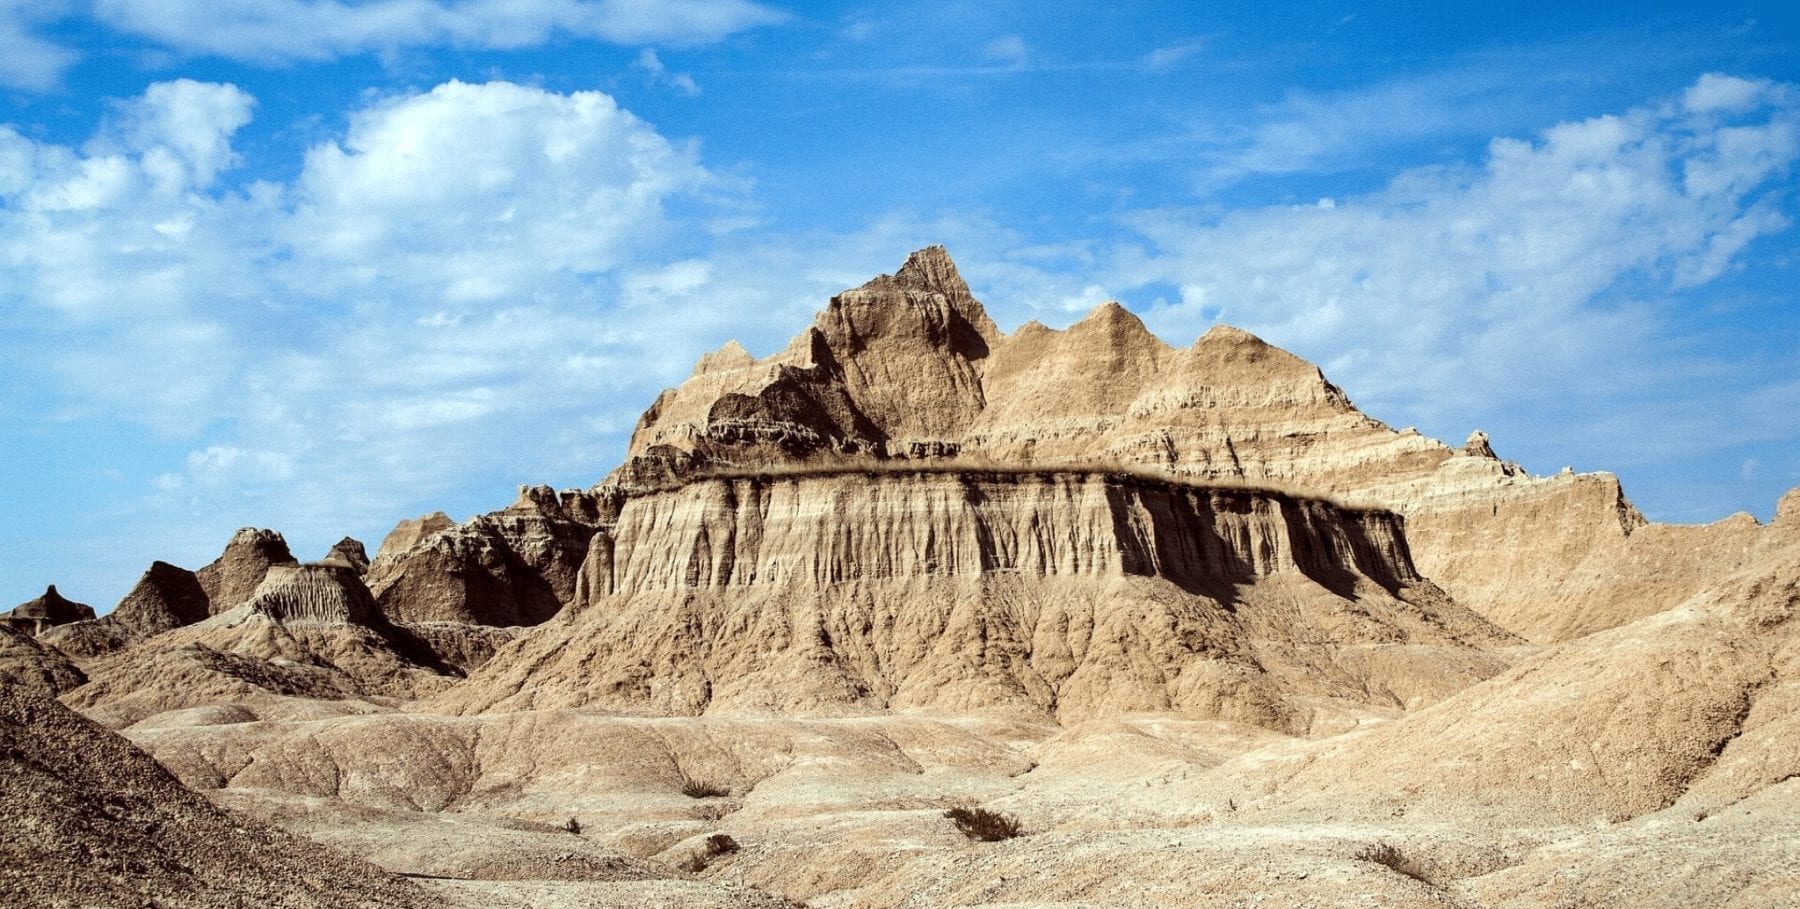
[
  {"xmin": 1222, "ymin": 502, "xmax": 1800, "ymax": 827},
  {"xmin": 245, "ymin": 563, "xmax": 380, "ymax": 625},
  {"xmin": 0, "ymin": 584, "xmax": 95, "ymax": 635},
  {"xmin": 196, "ymin": 527, "xmax": 298, "ymax": 614},
  {"xmin": 372, "ymin": 511, "xmax": 456, "ymax": 566},
  {"xmin": 365, "ymin": 487, "xmax": 599, "ymax": 626},
  {"xmin": 601, "ymin": 246, "xmax": 1764, "ymax": 644},
  {"xmin": 27, "ymin": 244, "xmax": 1800, "ymax": 909},
  {"xmin": 66, "ymin": 561, "xmax": 460, "ymax": 727}
]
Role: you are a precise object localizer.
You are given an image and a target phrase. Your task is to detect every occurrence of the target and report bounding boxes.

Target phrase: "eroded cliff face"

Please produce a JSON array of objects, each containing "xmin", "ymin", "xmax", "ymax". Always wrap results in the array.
[
  {"xmin": 604, "ymin": 246, "xmax": 1768, "ymax": 643},
  {"xmin": 586, "ymin": 471, "xmax": 1420, "ymax": 597},
  {"xmin": 448, "ymin": 471, "xmax": 1511, "ymax": 731}
]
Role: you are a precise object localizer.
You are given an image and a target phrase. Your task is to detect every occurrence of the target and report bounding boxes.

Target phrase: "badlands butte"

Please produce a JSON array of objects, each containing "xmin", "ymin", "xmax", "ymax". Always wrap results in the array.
[{"xmin": 4, "ymin": 246, "xmax": 1798, "ymax": 909}]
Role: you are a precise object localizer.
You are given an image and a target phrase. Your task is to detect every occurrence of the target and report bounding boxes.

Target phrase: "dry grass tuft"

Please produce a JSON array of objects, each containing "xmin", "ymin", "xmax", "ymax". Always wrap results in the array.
[
  {"xmin": 945, "ymin": 806, "xmax": 1024, "ymax": 842},
  {"xmin": 680, "ymin": 777, "xmax": 731, "ymax": 799},
  {"xmin": 1359, "ymin": 841, "xmax": 1435, "ymax": 886},
  {"xmin": 679, "ymin": 833, "xmax": 741, "ymax": 873}
]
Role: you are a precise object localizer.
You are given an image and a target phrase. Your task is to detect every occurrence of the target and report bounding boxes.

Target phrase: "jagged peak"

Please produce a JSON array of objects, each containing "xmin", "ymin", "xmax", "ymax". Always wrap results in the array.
[
  {"xmin": 1777, "ymin": 487, "xmax": 1800, "ymax": 528},
  {"xmin": 1069, "ymin": 301, "xmax": 1168, "ymax": 349},
  {"xmin": 893, "ymin": 245, "xmax": 970, "ymax": 299},
  {"xmin": 1195, "ymin": 324, "xmax": 1267, "ymax": 346},
  {"xmin": 693, "ymin": 339, "xmax": 755, "ymax": 376},
  {"xmin": 1463, "ymin": 430, "xmax": 1498, "ymax": 459}
]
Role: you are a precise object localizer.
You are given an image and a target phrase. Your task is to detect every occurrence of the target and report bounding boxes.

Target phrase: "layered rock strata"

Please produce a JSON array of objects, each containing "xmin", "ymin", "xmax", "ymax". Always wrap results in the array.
[
  {"xmin": 323, "ymin": 536, "xmax": 372, "ymax": 573},
  {"xmin": 448, "ymin": 470, "xmax": 1514, "ymax": 730},
  {"xmin": 65, "ymin": 562, "xmax": 461, "ymax": 727}
]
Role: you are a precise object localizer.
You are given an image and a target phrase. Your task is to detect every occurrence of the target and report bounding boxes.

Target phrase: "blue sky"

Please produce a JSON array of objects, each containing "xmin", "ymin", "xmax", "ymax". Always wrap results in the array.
[{"xmin": 2, "ymin": 1, "xmax": 1798, "ymax": 611}]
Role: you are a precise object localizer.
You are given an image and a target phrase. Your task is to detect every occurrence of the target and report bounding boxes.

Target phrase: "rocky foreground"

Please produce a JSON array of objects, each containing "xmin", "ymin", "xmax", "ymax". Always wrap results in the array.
[{"xmin": 5, "ymin": 248, "xmax": 1798, "ymax": 908}]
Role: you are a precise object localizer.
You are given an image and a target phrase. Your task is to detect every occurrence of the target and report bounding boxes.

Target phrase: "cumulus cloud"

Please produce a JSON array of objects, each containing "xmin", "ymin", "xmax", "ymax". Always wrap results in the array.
[
  {"xmin": 289, "ymin": 80, "xmax": 710, "ymax": 300},
  {"xmin": 0, "ymin": 79, "xmax": 267, "ymax": 429},
  {"xmin": 91, "ymin": 0, "xmax": 785, "ymax": 62},
  {"xmin": 1097, "ymin": 74, "xmax": 1800, "ymax": 464},
  {"xmin": 2, "ymin": 78, "xmax": 732, "ymax": 552}
]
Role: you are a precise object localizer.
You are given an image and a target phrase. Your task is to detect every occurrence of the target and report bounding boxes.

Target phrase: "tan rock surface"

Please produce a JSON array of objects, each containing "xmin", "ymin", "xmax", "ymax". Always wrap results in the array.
[
  {"xmin": 365, "ymin": 488, "xmax": 599, "ymax": 626},
  {"xmin": 325, "ymin": 536, "xmax": 373, "ymax": 572},
  {"xmin": 43, "ymin": 560, "xmax": 211, "ymax": 658},
  {"xmin": 65, "ymin": 564, "xmax": 460, "ymax": 727},
  {"xmin": 1207, "ymin": 506, "xmax": 1800, "ymax": 828}
]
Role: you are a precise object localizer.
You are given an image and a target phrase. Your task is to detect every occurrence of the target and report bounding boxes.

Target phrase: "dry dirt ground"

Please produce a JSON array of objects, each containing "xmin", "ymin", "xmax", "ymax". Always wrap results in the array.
[{"xmin": 104, "ymin": 690, "xmax": 1797, "ymax": 909}]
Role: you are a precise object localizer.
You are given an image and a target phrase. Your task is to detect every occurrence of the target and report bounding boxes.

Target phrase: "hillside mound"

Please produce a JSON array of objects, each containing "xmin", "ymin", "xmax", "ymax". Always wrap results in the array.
[
  {"xmin": 365, "ymin": 486, "xmax": 600, "ymax": 626},
  {"xmin": 0, "ymin": 685, "xmax": 432, "ymax": 908},
  {"xmin": 324, "ymin": 536, "xmax": 372, "ymax": 573},
  {"xmin": 198, "ymin": 527, "xmax": 298, "ymax": 613},
  {"xmin": 1220, "ymin": 494, "xmax": 1800, "ymax": 826},
  {"xmin": 0, "ymin": 624, "xmax": 85, "ymax": 695}
]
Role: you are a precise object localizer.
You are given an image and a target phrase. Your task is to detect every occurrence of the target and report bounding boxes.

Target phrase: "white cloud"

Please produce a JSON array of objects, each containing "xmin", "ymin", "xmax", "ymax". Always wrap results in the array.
[
  {"xmin": 95, "ymin": 79, "xmax": 258, "ymax": 191},
  {"xmin": 1684, "ymin": 73, "xmax": 1777, "ymax": 114},
  {"xmin": 1142, "ymin": 38, "xmax": 1206, "ymax": 71},
  {"xmin": 0, "ymin": 2, "xmax": 77, "ymax": 90},
  {"xmin": 92, "ymin": 0, "xmax": 785, "ymax": 62},
  {"xmin": 186, "ymin": 445, "xmax": 295, "ymax": 483},
  {"xmin": 3, "ymin": 78, "xmax": 732, "ymax": 548},
  {"xmin": 981, "ymin": 34, "xmax": 1028, "ymax": 67},
  {"xmin": 288, "ymin": 80, "xmax": 711, "ymax": 301},
  {"xmin": 633, "ymin": 48, "xmax": 701, "ymax": 96},
  {"xmin": 1100, "ymin": 74, "xmax": 1800, "ymax": 462}
]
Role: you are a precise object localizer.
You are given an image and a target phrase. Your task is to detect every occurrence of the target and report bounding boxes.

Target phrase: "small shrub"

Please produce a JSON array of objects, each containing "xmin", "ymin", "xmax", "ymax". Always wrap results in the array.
[
  {"xmin": 944, "ymin": 806, "xmax": 1023, "ymax": 842},
  {"xmin": 680, "ymin": 834, "xmax": 740, "ymax": 874},
  {"xmin": 680, "ymin": 777, "xmax": 731, "ymax": 799},
  {"xmin": 563, "ymin": 816, "xmax": 582, "ymax": 835},
  {"xmin": 1359, "ymin": 841, "xmax": 1433, "ymax": 886}
]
